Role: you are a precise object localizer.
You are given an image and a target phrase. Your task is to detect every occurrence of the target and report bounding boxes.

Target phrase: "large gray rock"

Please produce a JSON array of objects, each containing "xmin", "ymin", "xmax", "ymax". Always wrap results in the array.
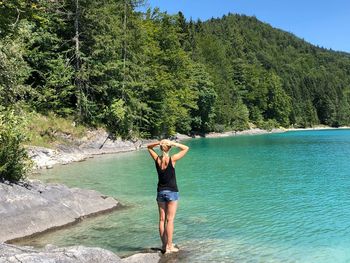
[
  {"xmin": 0, "ymin": 180, "xmax": 118, "ymax": 242},
  {"xmin": 0, "ymin": 243, "xmax": 162, "ymax": 263},
  {"xmin": 28, "ymin": 129, "xmax": 141, "ymax": 169},
  {"xmin": 0, "ymin": 243, "xmax": 122, "ymax": 263}
]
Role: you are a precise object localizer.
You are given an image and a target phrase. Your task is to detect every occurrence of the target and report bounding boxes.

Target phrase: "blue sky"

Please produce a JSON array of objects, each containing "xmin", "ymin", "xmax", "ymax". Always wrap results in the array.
[{"xmin": 142, "ymin": 0, "xmax": 350, "ymax": 53}]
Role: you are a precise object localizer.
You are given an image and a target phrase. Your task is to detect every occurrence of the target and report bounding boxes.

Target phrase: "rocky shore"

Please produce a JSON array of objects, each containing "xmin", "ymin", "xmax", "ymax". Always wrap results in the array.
[
  {"xmin": 0, "ymin": 180, "xmax": 119, "ymax": 243},
  {"xmin": 28, "ymin": 130, "xmax": 142, "ymax": 169},
  {"xmin": 28, "ymin": 129, "xmax": 192, "ymax": 170},
  {"xmin": 0, "ymin": 180, "xmax": 161, "ymax": 262},
  {"xmin": 203, "ymin": 127, "xmax": 285, "ymax": 138},
  {"xmin": 0, "ymin": 243, "xmax": 161, "ymax": 263},
  {"xmin": 29, "ymin": 126, "xmax": 350, "ymax": 170},
  {"xmin": 28, "ymin": 127, "xmax": 285, "ymax": 170}
]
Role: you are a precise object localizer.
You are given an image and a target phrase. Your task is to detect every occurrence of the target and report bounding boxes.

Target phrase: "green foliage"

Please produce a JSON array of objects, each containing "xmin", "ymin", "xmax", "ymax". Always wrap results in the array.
[
  {"xmin": 23, "ymin": 0, "xmax": 76, "ymax": 116},
  {"xmin": 336, "ymin": 88, "xmax": 350, "ymax": 126},
  {"xmin": 0, "ymin": 0, "xmax": 39, "ymax": 37},
  {"xmin": 0, "ymin": 107, "xmax": 31, "ymax": 182},
  {"xmin": 0, "ymin": 22, "xmax": 32, "ymax": 106},
  {"xmin": 25, "ymin": 111, "xmax": 87, "ymax": 147},
  {"xmin": 103, "ymin": 99, "xmax": 127, "ymax": 136},
  {"xmin": 190, "ymin": 63, "xmax": 217, "ymax": 132},
  {"xmin": 264, "ymin": 72, "xmax": 291, "ymax": 126},
  {"xmin": 139, "ymin": 9, "xmax": 200, "ymax": 137},
  {"xmin": 257, "ymin": 119, "xmax": 279, "ymax": 131},
  {"xmin": 193, "ymin": 14, "xmax": 350, "ymax": 129},
  {"xmin": 1, "ymin": 2, "xmax": 350, "ymax": 142}
]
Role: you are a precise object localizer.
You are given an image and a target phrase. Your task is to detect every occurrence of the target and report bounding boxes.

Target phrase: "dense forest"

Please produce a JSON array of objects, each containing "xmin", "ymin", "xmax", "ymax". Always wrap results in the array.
[{"xmin": 1, "ymin": 0, "xmax": 350, "ymax": 139}]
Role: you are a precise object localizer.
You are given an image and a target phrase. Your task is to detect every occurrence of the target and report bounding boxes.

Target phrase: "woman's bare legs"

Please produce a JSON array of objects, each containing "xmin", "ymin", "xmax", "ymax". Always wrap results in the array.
[
  {"xmin": 157, "ymin": 202, "xmax": 167, "ymax": 250},
  {"xmin": 165, "ymin": 201, "xmax": 178, "ymax": 252},
  {"xmin": 157, "ymin": 201, "xmax": 178, "ymax": 253}
]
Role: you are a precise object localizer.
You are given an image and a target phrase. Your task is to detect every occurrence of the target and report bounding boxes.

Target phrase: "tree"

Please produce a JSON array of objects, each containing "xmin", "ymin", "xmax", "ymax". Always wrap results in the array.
[
  {"xmin": 264, "ymin": 72, "xmax": 291, "ymax": 126},
  {"xmin": 0, "ymin": 26, "xmax": 31, "ymax": 107},
  {"xmin": 190, "ymin": 63, "xmax": 217, "ymax": 133},
  {"xmin": 0, "ymin": 107, "xmax": 32, "ymax": 182}
]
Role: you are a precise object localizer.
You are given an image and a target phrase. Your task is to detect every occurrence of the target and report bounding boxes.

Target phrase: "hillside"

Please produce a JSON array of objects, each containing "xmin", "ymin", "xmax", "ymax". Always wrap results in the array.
[
  {"xmin": 0, "ymin": 2, "xmax": 349, "ymax": 140},
  {"xmin": 189, "ymin": 14, "xmax": 350, "ymax": 129}
]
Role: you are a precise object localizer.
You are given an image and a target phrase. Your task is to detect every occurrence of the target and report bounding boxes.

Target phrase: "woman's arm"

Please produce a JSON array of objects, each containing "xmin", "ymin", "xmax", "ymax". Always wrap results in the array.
[
  {"xmin": 147, "ymin": 141, "xmax": 160, "ymax": 161},
  {"xmin": 171, "ymin": 141, "xmax": 189, "ymax": 162}
]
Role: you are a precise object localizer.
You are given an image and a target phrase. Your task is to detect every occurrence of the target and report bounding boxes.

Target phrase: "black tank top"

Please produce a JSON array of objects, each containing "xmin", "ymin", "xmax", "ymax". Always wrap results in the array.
[{"xmin": 155, "ymin": 156, "xmax": 178, "ymax": 192}]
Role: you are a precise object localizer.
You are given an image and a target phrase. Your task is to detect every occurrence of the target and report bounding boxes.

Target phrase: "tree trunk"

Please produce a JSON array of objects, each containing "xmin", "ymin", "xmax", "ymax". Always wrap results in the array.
[
  {"xmin": 74, "ymin": 0, "xmax": 83, "ymax": 119},
  {"xmin": 122, "ymin": 0, "xmax": 127, "ymax": 100}
]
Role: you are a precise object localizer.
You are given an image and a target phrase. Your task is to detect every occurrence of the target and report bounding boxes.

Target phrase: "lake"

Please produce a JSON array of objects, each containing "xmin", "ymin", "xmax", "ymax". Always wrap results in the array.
[{"xmin": 25, "ymin": 129, "xmax": 350, "ymax": 262}]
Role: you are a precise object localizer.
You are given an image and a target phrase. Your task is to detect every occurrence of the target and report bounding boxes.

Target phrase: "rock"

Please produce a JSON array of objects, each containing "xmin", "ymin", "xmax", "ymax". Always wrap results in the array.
[
  {"xmin": 0, "ymin": 243, "xmax": 122, "ymax": 263},
  {"xmin": 121, "ymin": 253, "xmax": 161, "ymax": 263},
  {"xmin": 0, "ymin": 180, "xmax": 118, "ymax": 242},
  {"xmin": 28, "ymin": 129, "xmax": 141, "ymax": 169},
  {"xmin": 28, "ymin": 147, "xmax": 58, "ymax": 169},
  {"xmin": 0, "ymin": 243, "xmax": 162, "ymax": 263},
  {"xmin": 172, "ymin": 133, "xmax": 192, "ymax": 141},
  {"xmin": 27, "ymin": 127, "xmax": 287, "ymax": 170},
  {"xmin": 28, "ymin": 128, "xmax": 195, "ymax": 170},
  {"xmin": 0, "ymin": 180, "xmax": 162, "ymax": 262},
  {"xmin": 204, "ymin": 128, "xmax": 286, "ymax": 138}
]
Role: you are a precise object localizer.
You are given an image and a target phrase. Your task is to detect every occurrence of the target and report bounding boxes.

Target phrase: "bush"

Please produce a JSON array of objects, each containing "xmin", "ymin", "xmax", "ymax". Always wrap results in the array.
[
  {"xmin": 257, "ymin": 119, "xmax": 279, "ymax": 131},
  {"xmin": 24, "ymin": 111, "xmax": 87, "ymax": 147},
  {"xmin": 213, "ymin": 124, "xmax": 225, "ymax": 133},
  {"xmin": 0, "ymin": 107, "xmax": 32, "ymax": 182}
]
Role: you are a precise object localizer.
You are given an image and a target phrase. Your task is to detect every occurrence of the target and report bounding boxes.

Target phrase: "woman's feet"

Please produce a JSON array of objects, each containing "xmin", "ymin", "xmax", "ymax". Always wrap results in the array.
[
  {"xmin": 164, "ymin": 244, "xmax": 179, "ymax": 254},
  {"xmin": 161, "ymin": 245, "xmax": 166, "ymax": 254}
]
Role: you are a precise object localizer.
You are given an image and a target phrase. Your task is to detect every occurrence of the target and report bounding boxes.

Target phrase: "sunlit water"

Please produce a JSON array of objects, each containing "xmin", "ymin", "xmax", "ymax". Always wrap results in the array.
[{"xmin": 20, "ymin": 129, "xmax": 350, "ymax": 262}]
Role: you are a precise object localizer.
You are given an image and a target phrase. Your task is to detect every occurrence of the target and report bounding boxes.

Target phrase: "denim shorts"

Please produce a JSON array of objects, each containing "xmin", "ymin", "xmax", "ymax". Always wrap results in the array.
[{"xmin": 156, "ymin": 190, "xmax": 179, "ymax": 202}]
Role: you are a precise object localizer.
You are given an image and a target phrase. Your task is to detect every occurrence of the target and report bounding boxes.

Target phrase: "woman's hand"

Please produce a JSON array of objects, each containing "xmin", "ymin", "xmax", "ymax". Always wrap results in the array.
[
  {"xmin": 147, "ymin": 141, "xmax": 160, "ymax": 149},
  {"xmin": 160, "ymin": 139, "xmax": 172, "ymax": 147},
  {"xmin": 147, "ymin": 141, "xmax": 161, "ymax": 160},
  {"xmin": 171, "ymin": 141, "xmax": 189, "ymax": 161}
]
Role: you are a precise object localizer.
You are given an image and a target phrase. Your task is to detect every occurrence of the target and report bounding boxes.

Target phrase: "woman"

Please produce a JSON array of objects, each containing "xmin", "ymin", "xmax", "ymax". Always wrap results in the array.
[{"xmin": 147, "ymin": 139, "xmax": 189, "ymax": 254}]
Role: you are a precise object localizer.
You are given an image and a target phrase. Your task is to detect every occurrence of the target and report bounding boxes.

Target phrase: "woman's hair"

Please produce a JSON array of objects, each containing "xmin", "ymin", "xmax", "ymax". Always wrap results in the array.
[{"xmin": 160, "ymin": 141, "xmax": 171, "ymax": 157}]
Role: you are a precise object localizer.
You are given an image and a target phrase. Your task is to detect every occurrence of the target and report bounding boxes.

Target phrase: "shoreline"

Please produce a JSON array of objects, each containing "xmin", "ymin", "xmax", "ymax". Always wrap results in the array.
[
  {"xmin": 202, "ymin": 127, "xmax": 285, "ymax": 138},
  {"xmin": 0, "ymin": 180, "xmax": 162, "ymax": 262},
  {"xmin": 2, "ymin": 126, "xmax": 348, "ymax": 261},
  {"xmin": 200, "ymin": 126, "xmax": 350, "ymax": 139},
  {"xmin": 285, "ymin": 126, "xmax": 350, "ymax": 132},
  {"xmin": 28, "ymin": 129, "xmax": 152, "ymax": 170},
  {"xmin": 0, "ymin": 180, "xmax": 119, "ymax": 243},
  {"xmin": 29, "ymin": 126, "xmax": 350, "ymax": 170}
]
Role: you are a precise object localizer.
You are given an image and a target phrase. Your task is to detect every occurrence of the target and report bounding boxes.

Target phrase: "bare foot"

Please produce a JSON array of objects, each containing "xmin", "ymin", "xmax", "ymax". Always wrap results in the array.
[
  {"xmin": 161, "ymin": 245, "xmax": 166, "ymax": 254},
  {"xmin": 165, "ymin": 244, "xmax": 179, "ymax": 254}
]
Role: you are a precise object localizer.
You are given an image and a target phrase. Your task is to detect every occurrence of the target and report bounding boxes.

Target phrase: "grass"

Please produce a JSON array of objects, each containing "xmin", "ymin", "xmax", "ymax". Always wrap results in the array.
[{"xmin": 24, "ymin": 112, "xmax": 88, "ymax": 148}]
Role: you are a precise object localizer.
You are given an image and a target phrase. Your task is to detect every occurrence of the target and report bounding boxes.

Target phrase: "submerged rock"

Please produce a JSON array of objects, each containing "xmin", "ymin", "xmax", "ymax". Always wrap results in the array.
[
  {"xmin": 121, "ymin": 252, "xmax": 162, "ymax": 263},
  {"xmin": 0, "ymin": 180, "xmax": 118, "ymax": 243}
]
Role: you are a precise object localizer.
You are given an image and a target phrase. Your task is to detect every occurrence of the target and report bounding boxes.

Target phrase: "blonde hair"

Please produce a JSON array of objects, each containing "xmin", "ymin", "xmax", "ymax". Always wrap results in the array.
[{"xmin": 160, "ymin": 140, "xmax": 172, "ymax": 157}]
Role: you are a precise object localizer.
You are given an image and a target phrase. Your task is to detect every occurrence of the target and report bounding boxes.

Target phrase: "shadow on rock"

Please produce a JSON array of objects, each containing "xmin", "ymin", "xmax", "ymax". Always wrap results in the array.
[
  {"xmin": 0, "ymin": 179, "xmax": 32, "ymax": 190},
  {"xmin": 158, "ymin": 249, "xmax": 190, "ymax": 263}
]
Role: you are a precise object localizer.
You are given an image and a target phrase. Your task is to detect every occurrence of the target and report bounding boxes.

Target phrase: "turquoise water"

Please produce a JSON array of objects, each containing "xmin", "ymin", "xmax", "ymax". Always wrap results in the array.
[{"xmin": 25, "ymin": 129, "xmax": 350, "ymax": 262}]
